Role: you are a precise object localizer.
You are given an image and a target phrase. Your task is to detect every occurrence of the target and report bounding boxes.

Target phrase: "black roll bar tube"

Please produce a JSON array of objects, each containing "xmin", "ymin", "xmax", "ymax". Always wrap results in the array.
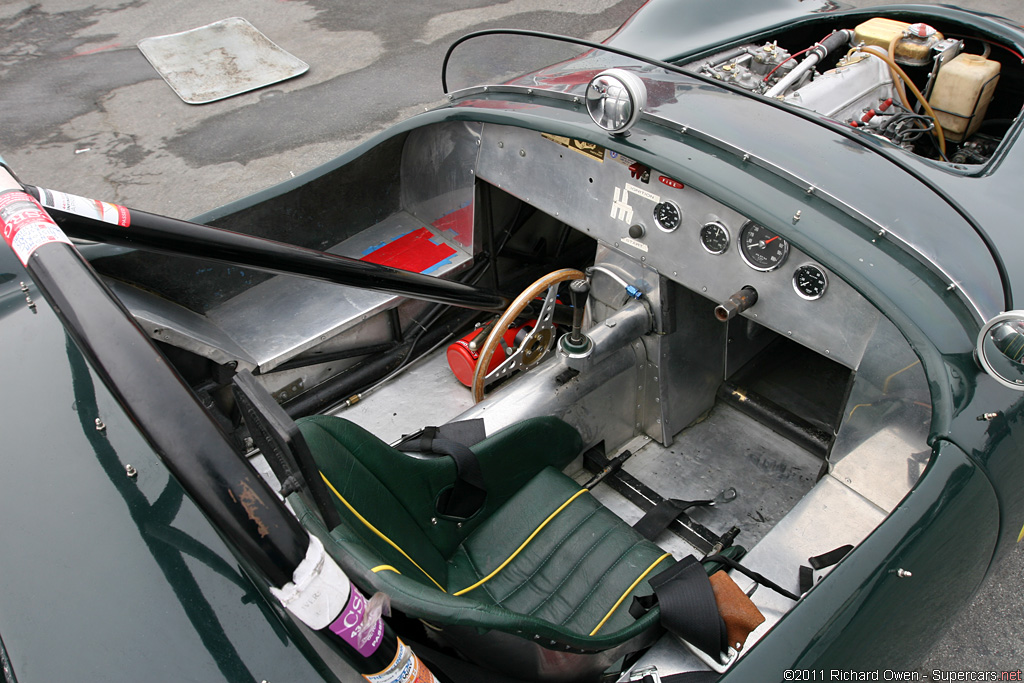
[
  {"xmin": 26, "ymin": 184, "xmax": 510, "ymax": 314},
  {"xmin": 0, "ymin": 172, "xmax": 439, "ymax": 679}
]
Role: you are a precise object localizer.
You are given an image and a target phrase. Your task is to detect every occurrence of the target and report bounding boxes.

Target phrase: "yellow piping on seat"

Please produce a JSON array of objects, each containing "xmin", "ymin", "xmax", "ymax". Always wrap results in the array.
[
  {"xmin": 589, "ymin": 552, "xmax": 672, "ymax": 636},
  {"xmin": 321, "ymin": 472, "xmax": 446, "ymax": 592},
  {"xmin": 454, "ymin": 488, "xmax": 589, "ymax": 597},
  {"xmin": 372, "ymin": 565, "xmax": 401, "ymax": 575}
]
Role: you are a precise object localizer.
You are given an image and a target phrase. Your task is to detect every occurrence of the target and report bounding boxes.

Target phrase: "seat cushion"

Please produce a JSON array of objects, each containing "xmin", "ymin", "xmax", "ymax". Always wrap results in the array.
[{"xmin": 447, "ymin": 466, "xmax": 670, "ymax": 638}]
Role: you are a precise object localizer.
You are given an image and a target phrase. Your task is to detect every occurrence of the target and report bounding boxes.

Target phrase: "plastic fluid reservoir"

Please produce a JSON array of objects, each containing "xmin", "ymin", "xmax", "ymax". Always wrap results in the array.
[{"xmin": 929, "ymin": 52, "xmax": 1001, "ymax": 142}]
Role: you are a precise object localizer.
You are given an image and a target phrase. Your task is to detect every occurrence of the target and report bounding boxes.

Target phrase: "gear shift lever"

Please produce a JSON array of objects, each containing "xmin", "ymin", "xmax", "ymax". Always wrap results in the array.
[{"xmin": 560, "ymin": 278, "xmax": 594, "ymax": 356}]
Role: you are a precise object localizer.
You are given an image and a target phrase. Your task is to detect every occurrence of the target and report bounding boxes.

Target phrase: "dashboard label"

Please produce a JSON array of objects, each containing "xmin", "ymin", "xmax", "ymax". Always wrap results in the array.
[
  {"xmin": 610, "ymin": 183, "xmax": 662, "ymax": 224},
  {"xmin": 621, "ymin": 236, "xmax": 648, "ymax": 252},
  {"xmin": 626, "ymin": 183, "xmax": 660, "ymax": 203},
  {"xmin": 610, "ymin": 186, "xmax": 634, "ymax": 223},
  {"xmin": 540, "ymin": 133, "xmax": 605, "ymax": 162}
]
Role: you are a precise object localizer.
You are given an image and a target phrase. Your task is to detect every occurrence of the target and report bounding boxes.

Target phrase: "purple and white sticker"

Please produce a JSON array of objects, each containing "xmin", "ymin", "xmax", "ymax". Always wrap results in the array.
[{"xmin": 329, "ymin": 583, "xmax": 384, "ymax": 658}]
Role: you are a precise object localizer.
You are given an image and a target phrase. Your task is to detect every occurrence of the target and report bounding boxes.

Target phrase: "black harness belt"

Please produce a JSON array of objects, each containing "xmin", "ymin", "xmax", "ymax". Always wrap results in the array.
[
  {"xmin": 394, "ymin": 419, "xmax": 488, "ymax": 518},
  {"xmin": 631, "ymin": 555, "xmax": 727, "ymax": 659}
]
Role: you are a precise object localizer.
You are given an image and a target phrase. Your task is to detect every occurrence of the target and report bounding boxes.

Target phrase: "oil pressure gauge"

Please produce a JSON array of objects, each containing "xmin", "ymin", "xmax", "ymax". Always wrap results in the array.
[
  {"xmin": 793, "ymin": 263, "xmax": 828, "ymax": 300},
  {"xmin": 699, "ymin": 221, "xmax": 730, "ymax": 254},
  {"xmin": 653, "ymin": 201, "xmax": 681, "ymax": 232}
]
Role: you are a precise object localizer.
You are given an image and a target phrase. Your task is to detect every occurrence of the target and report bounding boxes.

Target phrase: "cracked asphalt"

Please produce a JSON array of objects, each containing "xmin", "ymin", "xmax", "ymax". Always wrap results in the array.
[{"xmin": 1, "ymin": 0, "xmax": 1021, "ymax": 678}]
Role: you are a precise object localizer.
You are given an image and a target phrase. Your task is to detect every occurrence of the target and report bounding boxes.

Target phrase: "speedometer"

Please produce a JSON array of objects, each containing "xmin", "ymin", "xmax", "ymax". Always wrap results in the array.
[{"xmin": 738, "ymin": 221, "xmax": 789, "ymax": 272}]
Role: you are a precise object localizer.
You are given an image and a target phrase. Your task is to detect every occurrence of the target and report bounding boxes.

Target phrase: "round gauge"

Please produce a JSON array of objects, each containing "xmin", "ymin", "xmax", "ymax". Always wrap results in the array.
[
  {"xmin": 738, "ymin": 221, "xmax": 789, "ymax": 271},
  {"xmin": 699, "ymin": 221, "xmax": 730, "ymax": 254},
  {"xmin": 793, "ymin": 264, "xmax": 828, "ymax": 300},
  {"xmin": 653, "ymin": 201, "xmax": 682, "ymax": 232}
]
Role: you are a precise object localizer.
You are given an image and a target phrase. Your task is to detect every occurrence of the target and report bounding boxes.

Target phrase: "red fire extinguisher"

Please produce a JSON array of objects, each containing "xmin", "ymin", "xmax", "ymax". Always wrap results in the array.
[{"xmin": 446, "ymin": 318, "xmax": 535, "ymax": 387}]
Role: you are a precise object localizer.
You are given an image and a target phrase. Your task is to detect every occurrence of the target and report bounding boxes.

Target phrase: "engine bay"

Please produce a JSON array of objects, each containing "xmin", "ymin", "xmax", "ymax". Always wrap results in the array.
[{"xmin": 680, "ymin": 15, "xmax": 1024, "ymax": 165}]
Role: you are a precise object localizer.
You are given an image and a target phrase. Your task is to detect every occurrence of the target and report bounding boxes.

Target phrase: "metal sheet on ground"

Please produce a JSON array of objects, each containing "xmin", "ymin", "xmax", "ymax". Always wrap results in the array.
[{"xmin": 138, "ymin": 17, "xmax": 308, "ymax": 104}]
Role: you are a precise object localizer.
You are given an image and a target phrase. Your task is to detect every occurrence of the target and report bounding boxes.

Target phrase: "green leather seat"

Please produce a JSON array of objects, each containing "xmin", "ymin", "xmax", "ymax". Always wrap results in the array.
[{"xmin": 291, "ymin": 414, "xmax": 671, "ymax": 680}]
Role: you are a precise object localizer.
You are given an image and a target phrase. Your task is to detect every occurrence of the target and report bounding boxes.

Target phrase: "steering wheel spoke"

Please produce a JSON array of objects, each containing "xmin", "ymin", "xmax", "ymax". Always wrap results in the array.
[{"xmin": 471, "ymin": 268, "xmax": 585, "ymax": 402}]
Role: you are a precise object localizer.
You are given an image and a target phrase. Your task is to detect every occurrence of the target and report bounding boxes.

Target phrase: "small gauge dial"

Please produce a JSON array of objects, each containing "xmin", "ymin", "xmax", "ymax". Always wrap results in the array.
[
  {"xmin": 739, "ymin": 221, "xmax": 789, "ymax": 271},
  {"xmin": 793, "ymin": 264, "xmax": 828, "ymax": 300},
  {"xmin": 699, "ymin": 221, "xmax": 730, "ymax": 254},
  {"xmin": 653, "ymin": 201, "xmax": 682, "ymax": 232}
]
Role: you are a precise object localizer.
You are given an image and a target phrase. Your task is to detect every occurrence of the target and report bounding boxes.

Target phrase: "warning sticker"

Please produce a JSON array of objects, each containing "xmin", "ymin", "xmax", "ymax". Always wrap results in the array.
[
  {"xmin": 0, "ymin": 191, "xmax": 72, "ymax": 267},
  {"xmin": 541, "ymin": 133, "xmax": 605, "ymax": 162},
  {"xmin": 363, "ymin": 638, "xmax": 439, "ymax": 683},
  {"xmin": 36, "ymin": 186, "xmax": 130, "ymax": 227}
]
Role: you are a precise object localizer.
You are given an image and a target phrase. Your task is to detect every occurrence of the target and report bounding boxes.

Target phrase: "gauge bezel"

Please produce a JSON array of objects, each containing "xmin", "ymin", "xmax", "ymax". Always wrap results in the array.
[
  {"xmin": 792, "ymin": 263, "xmax": 828, "ymax": 300},
  {"xmin": 738, "ymin": 221, "xmax": 789, "ymax": 272},
  {"xmin": 653, "ymin": 200, "xmax": 682, "ymax": 233},
  {"xmin": 699, "ymin": 221, "xmax": 730, "ymax": 255}
]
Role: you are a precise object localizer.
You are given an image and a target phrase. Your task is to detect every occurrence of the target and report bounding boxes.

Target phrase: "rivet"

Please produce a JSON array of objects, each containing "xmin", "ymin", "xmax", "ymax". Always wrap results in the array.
[
  {"xmin": 125, "ymin": 464, "xmax": 138, "ymax": 478},
  {"xmin": 527, "ymin": 88, "xmax": 534, "ymax": 95},
  {"xmin": 896, "ymin": 568, "xmax": 912, "ymax": 578},
  {"xmin": 947, "ymin": 283, "xmax": 956, "ymax": 292},
  {"xmin": 573, "ymin": 97, "xmax": 580, "ymax": 105},
  {"xmin": 498, "ymin": 141, "xmax": 504, "ymax": 148},
  {"xmin": 95, "ymin": 418, "xmax": 106, "ymax": 432},
  {"xmin": 742, "ymin": 153, "xmax": 751, "ymax": 162},
  {"xmin": 793, "ymin": 210, "xmax": 802, "ymax": 223},
  {"xmin": 457, "ymin": 522, "xmax": 463, "ymax": 529},
  {"xmin": 519, "ymin": 149, "xmax": 526, "ymax": 157},
  {"xmin": 431, "ymin": 517, "xmax": 438, "ymax": 525}
]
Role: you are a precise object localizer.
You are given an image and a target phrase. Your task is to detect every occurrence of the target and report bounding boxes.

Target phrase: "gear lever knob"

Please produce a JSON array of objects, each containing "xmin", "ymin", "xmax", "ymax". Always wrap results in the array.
[{"xmin": 568, "ymin": 279, "xmax": 590, "ymax": 345}]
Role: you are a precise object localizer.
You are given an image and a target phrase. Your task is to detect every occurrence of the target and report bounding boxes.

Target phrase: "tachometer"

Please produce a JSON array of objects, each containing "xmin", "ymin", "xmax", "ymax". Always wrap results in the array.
[
  {"xmin": 739, "ymin": 221, "xmax": 789, "ymax": 271},
  {"xmin": 699, "ymin": 221, "xmax": 730, "ymax": 254},
  {"xmin": 793, "ymin": 264, "xmax": 828, "ymax": 300},
  {"xmin": 653, "ymin": 201, "xmax": 681, "ymax": 232}
]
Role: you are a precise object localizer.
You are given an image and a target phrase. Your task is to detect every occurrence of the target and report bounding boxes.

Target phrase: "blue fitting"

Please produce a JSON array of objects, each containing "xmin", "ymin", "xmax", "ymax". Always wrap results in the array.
[{"xmin": 625, "ymin": 285, "xmax": 643, "ymax": 300}]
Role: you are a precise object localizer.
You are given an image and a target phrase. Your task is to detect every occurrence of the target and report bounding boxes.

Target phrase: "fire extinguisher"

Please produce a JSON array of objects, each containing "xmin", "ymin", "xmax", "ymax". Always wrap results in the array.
[{"xmin": 446, "ymin": 317, "xmax": 535, "ymax": 387}]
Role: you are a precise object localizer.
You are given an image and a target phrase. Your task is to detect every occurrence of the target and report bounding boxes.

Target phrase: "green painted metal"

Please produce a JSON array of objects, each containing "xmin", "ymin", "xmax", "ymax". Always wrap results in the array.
[{"xmin": 0, "ymin": 249, "xmax": 339, "ymax": 683}]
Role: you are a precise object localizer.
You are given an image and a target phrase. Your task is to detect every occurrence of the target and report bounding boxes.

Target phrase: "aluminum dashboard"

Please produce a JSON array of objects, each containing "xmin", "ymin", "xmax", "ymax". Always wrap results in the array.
[{"xmin": 475, "ymin": 123, "xmax": 880, "ymax": 370}]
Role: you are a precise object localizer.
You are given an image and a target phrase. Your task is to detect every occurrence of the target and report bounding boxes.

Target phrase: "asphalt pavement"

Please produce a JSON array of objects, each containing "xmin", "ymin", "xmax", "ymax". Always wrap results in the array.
[{"xmin": 1, "ymin": 0, "xmax": 1020, "ymax": 677}]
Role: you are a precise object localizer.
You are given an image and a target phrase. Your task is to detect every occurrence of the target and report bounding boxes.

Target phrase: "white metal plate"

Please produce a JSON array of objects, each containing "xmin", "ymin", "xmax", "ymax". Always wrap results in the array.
[{"xmin": 138, "ymin": 17, "xmax": 308, "ymax": 104}]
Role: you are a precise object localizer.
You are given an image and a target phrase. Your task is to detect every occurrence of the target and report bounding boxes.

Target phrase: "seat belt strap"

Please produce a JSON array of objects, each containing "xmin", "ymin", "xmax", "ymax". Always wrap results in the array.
[
  {"xmin": 630, "ymin": 555, "xmax": 727, "ymax": 660},
  {"xmin": 395, "ymin": 419, "xmax": 488, "ymax": 518},
  {"xmin": 632, "ymin": 497, "xmax": 713, "ymax": 540},
  {"xmin": 800, "ymin": 544, "xmax": 853, "ymax": 593}
]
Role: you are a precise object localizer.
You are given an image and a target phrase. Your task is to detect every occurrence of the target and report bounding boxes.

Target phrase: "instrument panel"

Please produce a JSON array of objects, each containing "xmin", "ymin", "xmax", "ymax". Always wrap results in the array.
[{"xmin": 474, "ymin": 124, "xmax": 880, "ymax": 370}]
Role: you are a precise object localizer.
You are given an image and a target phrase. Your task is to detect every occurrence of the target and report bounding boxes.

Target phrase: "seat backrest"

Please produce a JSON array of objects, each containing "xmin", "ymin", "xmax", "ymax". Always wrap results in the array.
[{"xmin": 297, "ymin": 414, "xmax": 584, "ymax": 591}]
